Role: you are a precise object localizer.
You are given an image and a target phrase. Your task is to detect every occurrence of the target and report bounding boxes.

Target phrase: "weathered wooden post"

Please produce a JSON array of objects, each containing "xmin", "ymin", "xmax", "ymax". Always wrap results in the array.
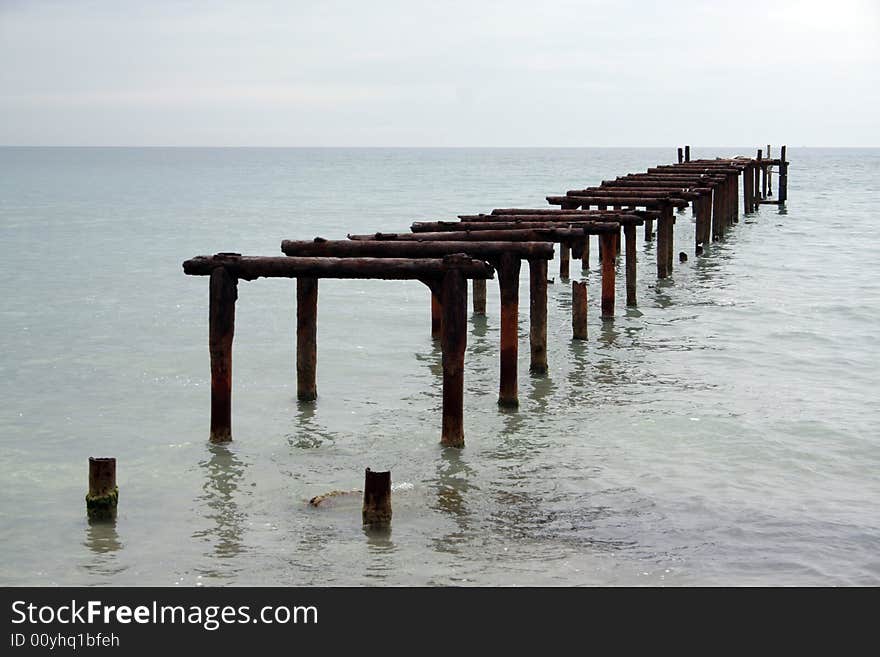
[
  {"xmin": 559, "ymin": 241, "xmax": 571, "ymax": 280},
  {"xmin": 86, "ymin": 457, "xmax": 118, "ymax": 520},
  {"xmin": 572, "ymin": 281, "xmax": 587, "ymax": 339},
  {"xmin": 677, "ymin": 147, "xmax": 683, "ymax": 164},
  {"xmin": 656, "ymin": 203, "xmax": 674, "ymax": 278},
  {"xmin": 644, "ymin": 215, "xmax": 654, "ymax": 241},
  {"xmin": 712, "ymin": 185, "xmax": 723, "ymax": 240},
  {"xmin": 528, "ymin": 258, "xmax": 548, "ymax": 374},
  {"xmin": 581, "ymin": 236, "xmax": 590, "ymax": 270},
  {"xmin": 624, "ymin": 224, "xmax": 637, "ymax": 306},
  {"xmin": 431, "ymin": 292, "xmax": 442, "ymax": 339},
  {"xmin": 600, "ymin": 232, "xmax": 616, "ymax": 317},
  {"xmin": 472, "ymin": 279, "xmax": 487, "ymax": 315},
  {"xmin": 440, "ymin": 264, "xmax": 467, "ymax": 446},
  {"xmin": 362, "ymin": 468, "xmax": 391, "ymax": 526},
  {"xmin": 209, "ymin": 265, "xmax": 237, "ymax": 443},
  {"xmin": 767, "ymin": 145, "xmax": 773, "ymax": 196},
  {"xmin": 684, "ymin": 145, "xmax": 691, "ymax": 162},
  {"xmin": 497, "ymin": 252, "xmax": 520, "ymax": 407},
  {"xmin": 743, "ymin": 165, "xmax": 752, "ymax": 216},
  {"xmin": 296, "ymin": 276, "xmax": 318, "ymax": 401},
  {"xmin": 779, "ymin": 145, "xmax": 788, "ymax": 203}
]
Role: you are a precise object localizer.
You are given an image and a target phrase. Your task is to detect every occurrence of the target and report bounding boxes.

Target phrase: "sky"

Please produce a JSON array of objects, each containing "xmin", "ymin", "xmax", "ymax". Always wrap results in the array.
[{"xmin": 1, "ymin": 0, "xmax": 878, "ymax": 146}]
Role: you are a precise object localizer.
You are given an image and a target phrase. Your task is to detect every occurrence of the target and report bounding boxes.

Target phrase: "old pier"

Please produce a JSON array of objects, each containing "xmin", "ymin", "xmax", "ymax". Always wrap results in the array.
[{"xmin": 183, "ymin": 146, "xmax": 789, "ymax": 452}]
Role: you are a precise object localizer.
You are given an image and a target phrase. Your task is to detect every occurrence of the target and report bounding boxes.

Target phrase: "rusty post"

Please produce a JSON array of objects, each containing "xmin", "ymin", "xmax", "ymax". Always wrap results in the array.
[
  {"xmin": 472, "ymin": 279, "xmax": 487, "ymax": 315},
  {"xmin": 716, "ymin": 183, "xmax": 726, "ymax": 238},
  {"xmin": 86, "ymin": 457, "xmax": 118, "ymax": 520},
  {"xmin": 684, "ymin": 145, "xmax": 691, "ymax": 162},
  {"xmin": 296, "ymin": 276, "xmax": 318, "ymax": 402},
  {"xmin": 440, "ymin": 267, "xmax": 467, "ymax": 446},
  {"xmin": 731, "ymin": 171, "xmax": 739, "ymax": 223},
  {"xmin": 677, "ymin": 147, "xmax": 683, "ymax": 164},
  {"xmin": 743, "ymin": 165, "xmax": 752, "ymax": 215},
  {"xmin": 644, "ymin": 216, "xmax": 653, "ymax": 242},
  {"xmin": 497, "ymin": 253, "xmax": 520, "ymax": 408},
  {"xmin": 624, "ymin": 224, "xmax": 637, "ymax": 306},
  {"xmin": 209, "ymin": 266, "xmax": 237, "ymax": 443},
  {"xmin": 767, "ymin": 145, "xmax": 773, "ymax": 196},
  {"xmin": 665, "ymin": 204, "xmax": 674, "ymax": 272},
  {"xmin": 572, "ymin": 281, "xmax": 587, "ymax": 339},
  {"xmin": 559, "ymin": 241, "xmax": 571, "ymax": 280},
  {"xmin": 600, "ymin": 232, "xmax": 616, "ymax": 317},
  {"xmin": 528, "ymin": 258, "xmax": 548, "ymax": 374},
  {"xmin": 362, "ymin": 468, "xmax": 392, "ymax": 526},
  {"xmin": 431, "ymin": 291, "xmax": 442, "ymax": 339},
  {"xmin": 581, "ymin": 235, "xmax": 590, "ymax": 270},
  {"xmin": 779, "ymin": 145, "xmax": 788, "ymax": 203}
]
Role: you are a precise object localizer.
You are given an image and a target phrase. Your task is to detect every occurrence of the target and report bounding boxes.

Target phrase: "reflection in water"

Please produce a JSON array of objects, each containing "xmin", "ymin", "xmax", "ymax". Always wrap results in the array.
[
  {"xmin": 469, "ymin": 313, "xmax": 488, "ymax": 339},
  {"xmin": 287, "ymin": 400, "xmax": 339, "ymax": 449},
  {"xmin": 81, "ymin": 518, "xmax": 125, "ymax": 578},
  {"xmin": 527, "ymin": 372, "xmax": 557, "ymax": 415},
  {"xmin": 429, "ymin": 448, "xmax": 476, "ymax": 555},
  {"xmin": 192, "ymin": 445, "xmax": 248, "ymax": 566}
]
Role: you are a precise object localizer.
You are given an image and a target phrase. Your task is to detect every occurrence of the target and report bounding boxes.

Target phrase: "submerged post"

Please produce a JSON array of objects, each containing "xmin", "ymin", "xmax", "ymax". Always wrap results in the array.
[
  {"xmin": 209, "ymin": 266, "xmax": 237, "ymax": 443},
  {"xmin": 440, "ymin": 266, "xmax": 467, "ymax": 446},
  {"xmin": 600, "ymin": 232, "xmax": 616, "ymax": 317},
  {"xmin": 362, "ymin": 468, "xmax": 392, "ymax": 526},
  {"xmin": 624, "ymin": 224, "xmax": 637, "ymax": 306},
  {"xmin": 472, "ymin": 279, "xmax": 487, "ymax": 315},
  {"xmin": 86, "ymin": 457, "xmax": 118, "ymax": 520},
  {"xmin": 528, "ymin": 258, "xmax": 548, "ymax": 374},
  {"xmin": 572, "ymin": 281, "xmax": 587, "ymax": 339},
  {"xmin": 498, "ymin": 253, "xmax": 521, "ymax": 407},
  {"xmin": 296, "ymin": 277, "xmax": 318, "ymax": 401}
]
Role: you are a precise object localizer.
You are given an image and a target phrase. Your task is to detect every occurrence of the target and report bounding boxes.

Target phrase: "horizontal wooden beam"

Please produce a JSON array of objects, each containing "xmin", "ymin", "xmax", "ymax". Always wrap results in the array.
[
  {"xmin": 411, "ymin": 220, "xmax": 621, "ymax": 234},
  {"xmin": 348, "ymin": 228, "xmax": 588, "ymax": 243},
  {"xmin": 281, "ymin": 238, "xmax": 554, "ymax": 260},
  {"xmin": 455, "ymin": 213, "xmax": 644, "ymax": 225},
  {"xmin": 568, "ymin": 188, "xmax": 701, "ymax": 200},
  {"xmin": 183, "ymin": 254, "xmax": 495, "ymax": 280},
  {"xmin": 549, "ymin": 195, "xmax": 689, "ymax": 209},
  {"xmin": 488, "ymin": 208, "xmax": 660, "ymax": 218}
]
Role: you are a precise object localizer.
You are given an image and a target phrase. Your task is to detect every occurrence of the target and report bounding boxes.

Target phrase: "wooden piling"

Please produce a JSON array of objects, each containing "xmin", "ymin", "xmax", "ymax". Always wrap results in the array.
[
  {"xmin": 684, "ymin": 145, "xmax": 691, "ymax": 162},
  {"xmin": 431, "ymin": 291, "xmax": 442, "ymax": 339},
  {"xmin": 624, "ymin": 224, "xmax": 637, "ymax": 306},
  {"xmin": 209, "ymin": 266, "xmax": 237, "ymax": 443},
  {"xmin": 712, "ymin": 185, "xmax": 727, "ymax": 241},
  {"xmin": 528, "ymin": 259, "xmax": 548, "ymax": 374},
  {"xmin": 581, "ymin": 236, "xmax": 590, "ymax": 270},
  {"xmin": 497, "ymin": 253, "xmax": 521, "ymax": 408},
  {"xmin": 472, "ymin": 279, "xmax": 487, "ymax": 315},
  {"xmin": 572, "ymin": 281, "xmax": 587, "ymax": 340},
  {"xmin": 767, "ymin": 145, "xmax": 773, "ymax": 195},
  {"xmin": 644, "ymin": 217, "xmax": 654, "ymax": 242},
  {"xmin": 296, "ymin": 277, "xmax": 318, "ymax": 402},
  {"xmin": 779, "ymin": 145, "xmax": 788, "ymax": 203},
  {"xmin": 362, "ymin": 468, "xmax": 392, "ymax": 526},
  {"xmin": 559, "ymin": 241, "xmax": 571, "ymax": 280},
  {"xmin": 86, "ymin": 457, "xmax": 118, "ymax": 520},
  {"xmin": 677, "ymin": 147, "xmax": 683, "ymax": 164},
  {"xmin": 440, "ymin": 267, "xmax": 467, "ymax": 446},
  {"xmin": 600, "ymin": 232, "xmax": 616, "ymax": 317}
]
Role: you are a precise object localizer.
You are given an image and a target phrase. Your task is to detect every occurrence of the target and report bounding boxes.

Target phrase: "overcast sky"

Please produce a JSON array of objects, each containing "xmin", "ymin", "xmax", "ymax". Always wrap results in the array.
[{"xmin": 1, "ymin": 0, "xmax": 878, "ymax": 146}]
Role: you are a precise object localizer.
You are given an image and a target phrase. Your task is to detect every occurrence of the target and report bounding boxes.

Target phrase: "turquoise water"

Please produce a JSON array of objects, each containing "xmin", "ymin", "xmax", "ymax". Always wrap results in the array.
[{"xmin": 1, "ymin": 147, "xmax": 877, "ymax": 585}]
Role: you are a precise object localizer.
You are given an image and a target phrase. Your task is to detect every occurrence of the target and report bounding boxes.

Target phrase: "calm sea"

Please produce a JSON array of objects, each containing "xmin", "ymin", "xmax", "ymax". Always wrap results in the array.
[{"xmin": 1, "ymin": 147, "xmax": 877, "ymax": 586}]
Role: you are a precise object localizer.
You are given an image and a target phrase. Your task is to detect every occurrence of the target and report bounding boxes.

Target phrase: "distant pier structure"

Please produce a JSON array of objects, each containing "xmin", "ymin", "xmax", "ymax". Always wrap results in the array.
[{"xmin": 182, "ymin": 145, "xmax": 789, "ymax": 448}]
